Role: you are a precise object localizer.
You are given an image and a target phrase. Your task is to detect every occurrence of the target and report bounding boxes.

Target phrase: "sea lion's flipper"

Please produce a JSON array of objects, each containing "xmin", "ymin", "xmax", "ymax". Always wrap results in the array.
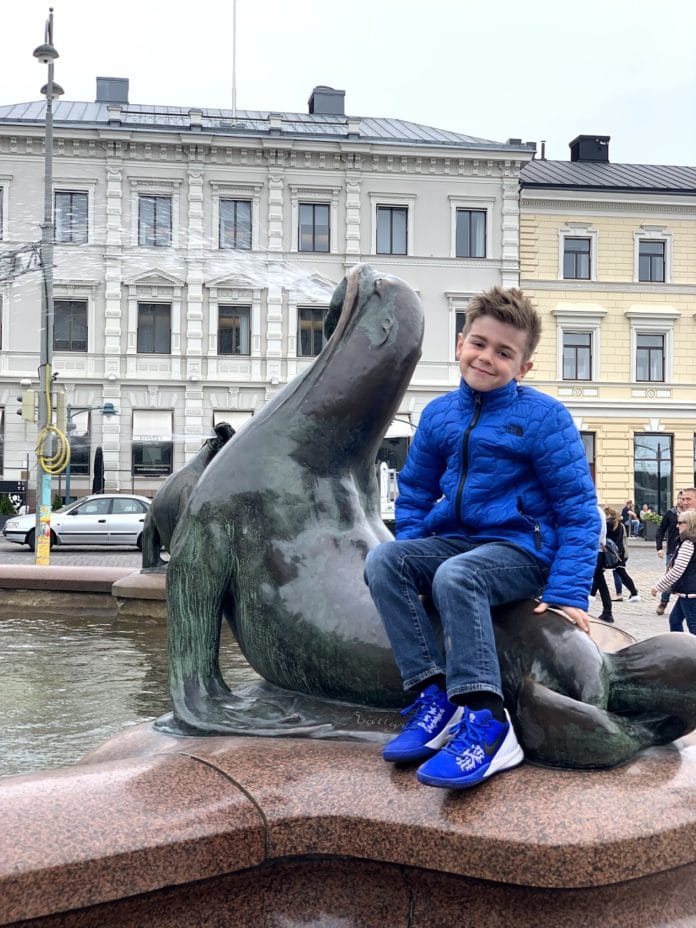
[
  {"xmin": 167, "ymin": 519, "xmax": 236, "ymax": 730},
  {"xmin": 514, "ymin": 676, "xmax": 652, "ymax": 769},
  {"xmin": 140, "ymin": 506, "xmax": 166, "ymax": 572},
  {"xmin": 606, "ymin": 633, "xmax": 696, "ymax": 744}
]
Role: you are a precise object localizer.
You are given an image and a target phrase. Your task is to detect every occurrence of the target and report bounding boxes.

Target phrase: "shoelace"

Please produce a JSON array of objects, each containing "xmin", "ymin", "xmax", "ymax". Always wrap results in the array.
[
  {"xmin": 399, "ymin": 692, "xmax": 443, "ymax": 728},
  {"xmin": 440, "ymin": 712, "xmax": 488, "ymax": 754}
]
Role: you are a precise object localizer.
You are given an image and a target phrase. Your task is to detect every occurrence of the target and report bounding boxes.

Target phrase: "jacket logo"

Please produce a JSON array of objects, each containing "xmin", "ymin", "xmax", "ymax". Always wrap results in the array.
[{"xmin": 506, "ymin": 424, "xmax": 524, "ymax": 437}]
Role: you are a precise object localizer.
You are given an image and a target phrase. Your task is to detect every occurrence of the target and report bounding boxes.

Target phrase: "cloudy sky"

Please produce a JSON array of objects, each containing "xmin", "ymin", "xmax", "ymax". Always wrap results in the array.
[{"xmin": 2, "ymin": 0, "xmax": 695, "ymax": 165}]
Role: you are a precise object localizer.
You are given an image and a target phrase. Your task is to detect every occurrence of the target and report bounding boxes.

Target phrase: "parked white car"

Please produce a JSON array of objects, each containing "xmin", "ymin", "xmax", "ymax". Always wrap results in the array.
[{"xmin": 2, "ymin": 494, "xmax": 151, "ymax": 550}]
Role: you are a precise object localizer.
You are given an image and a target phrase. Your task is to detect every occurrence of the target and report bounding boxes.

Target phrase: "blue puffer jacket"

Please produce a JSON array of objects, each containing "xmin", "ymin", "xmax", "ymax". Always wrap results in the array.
[{"xmin": 395, "ymin": 378, "xmax": 601, "ymax": 609}]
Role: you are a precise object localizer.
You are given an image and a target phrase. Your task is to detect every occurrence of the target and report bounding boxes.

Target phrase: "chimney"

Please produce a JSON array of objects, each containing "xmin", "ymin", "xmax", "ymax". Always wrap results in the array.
[
  {"xmin": 308, "ymin": 85, "xmax": 345, "ymax": 116},
  {"xmin": 96, "ymin": 77, "xmax": 129, "ymax": 105},
  {"xmin": 569, "ymin": 134, "xmax": 610, "ymax": 163}
]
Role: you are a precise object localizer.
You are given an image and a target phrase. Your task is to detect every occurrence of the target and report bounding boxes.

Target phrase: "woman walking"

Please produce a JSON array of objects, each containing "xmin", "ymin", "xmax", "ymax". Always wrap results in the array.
[
  {"xmin": 651, "ymin": 508, "xmax": 696, "ymax": 634},
  {"xmin": 605, "ymin": 507, "xmax": 640, "ymax": 602}
]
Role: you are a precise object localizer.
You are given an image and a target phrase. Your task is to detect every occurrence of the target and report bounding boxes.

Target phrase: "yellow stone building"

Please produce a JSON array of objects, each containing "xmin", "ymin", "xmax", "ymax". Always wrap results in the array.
[{"xmin": 520, "ymin": 136, "xmax": 696, "ymax": 514}]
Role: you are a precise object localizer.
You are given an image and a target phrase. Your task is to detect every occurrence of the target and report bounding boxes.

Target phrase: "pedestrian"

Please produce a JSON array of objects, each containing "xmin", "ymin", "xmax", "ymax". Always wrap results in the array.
[
  {"xmin": 605, "ymin": 506, "xmax": 639, "ymax": 602},
  {"xmin": 655, "ymin": 488, "xmax": 696, "ymax": 615},
  {"xmin": 651, "ymin": 508, "xmax": 696, "ymax": 634},
  {"xmin": 591, "ymin": 505, "xmax": 615, "ymax": 623},
  {"xmin": 621, "ymin": 500, "xmax": 640, "ymax": 538},
  {"xmin": 364, "ymin": 286, "xmax": 600, "ymax": 791}
]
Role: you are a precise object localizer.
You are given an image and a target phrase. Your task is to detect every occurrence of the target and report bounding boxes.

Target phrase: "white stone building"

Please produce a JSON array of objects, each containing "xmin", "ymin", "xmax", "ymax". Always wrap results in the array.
[{"xmin": 0, "ymin": 79, "xmax": 534, "ymax": 500}]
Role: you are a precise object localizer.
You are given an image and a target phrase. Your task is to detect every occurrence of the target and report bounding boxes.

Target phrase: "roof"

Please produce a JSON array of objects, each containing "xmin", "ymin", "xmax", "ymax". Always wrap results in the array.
[
  {"xmin": 0, "ymin": 99, "xmax": 534, "ymax": 154},
  {"xmin": 521, "ymin": 159, "xmax": 696, "ymax": 194}
]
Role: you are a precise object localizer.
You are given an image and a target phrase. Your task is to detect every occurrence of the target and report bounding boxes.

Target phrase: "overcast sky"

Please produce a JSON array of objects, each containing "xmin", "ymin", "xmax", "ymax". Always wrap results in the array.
[{"xmin": 2, "ymin": 0, "xmax": 695, "ymax": 166}]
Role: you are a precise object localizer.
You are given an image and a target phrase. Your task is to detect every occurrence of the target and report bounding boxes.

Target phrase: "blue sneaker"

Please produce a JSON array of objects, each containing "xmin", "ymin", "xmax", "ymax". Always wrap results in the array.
[
  {"xmin": 416, "ymin": 708, "xmax": 523, "ymax": 789},
  {"xmin": 383, "ymin": 684, "xmax": 463, "ymax": 763}
]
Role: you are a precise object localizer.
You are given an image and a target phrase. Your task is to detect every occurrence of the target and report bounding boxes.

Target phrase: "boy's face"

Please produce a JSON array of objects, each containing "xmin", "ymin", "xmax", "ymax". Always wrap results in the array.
[{"xmin": 456, "ymin": 316, "xmax": 533, "ymax": 392}]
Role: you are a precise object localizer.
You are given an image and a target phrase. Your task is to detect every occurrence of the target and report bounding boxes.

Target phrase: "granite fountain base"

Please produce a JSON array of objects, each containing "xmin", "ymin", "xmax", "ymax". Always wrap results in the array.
[{"xmin": 1, "ymin": 567, "xmax": 696, "ymax": 926}]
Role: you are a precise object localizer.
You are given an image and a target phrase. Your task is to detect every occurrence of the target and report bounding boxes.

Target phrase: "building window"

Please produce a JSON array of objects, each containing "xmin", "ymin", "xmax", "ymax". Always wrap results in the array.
[
  {"xmin": 218, "ymin": 305, "xmax": 251, "ymax": 355},
  {"xmin": 66, "ymin": 408, "xmax": 90, "ymax": 476},
  {"xmin": 54, "ymin": 191, "xmax": 88, "ymax": 244},
  {"xmin": 638, "ymin": 240, "xmax": 665, "ymax": 282},
  {"xmin": 634, "ymin": 433, "xmax": 672, "ymax": 515},
  {"xmin": 580, "ymin": 431, "xmax": 595, "ymax": 483},
  {"xmin": 376, "ymin": 206, "xmax": 407, "ymax": 255},
  {"xmin": 455, "ymin": 310, "xmax": 467, "ymax": 358},
  {"xmin": 636, "ymin": 333, "xmax": 664, "ymax": 382},
  {"xmin": 298, "ymin": 203, "xmax": 330, "ymax": 252},
  {"xmin": 138, "ymin": 195, "xmax": 172, "ymax": 247},
  {"xmin": 132, "ymin": 410, "xmax": 173, "ymax": 477},
  {"xmin": 53, "ymin": 300, "xmax": 87, "ymax": 352},
  {"xmin": 455, "ymin": 209, "xmax": 486, "ymax": 258},
  {"xmin": 298, "ymin": 307, "xmax": 328, "ymax": 357},
  {"xmin": 562, "ymin": 331, "xmax": 592, "ymax": 380},
  {"xmin": 137, "ymin": 303, "xmax": 171, "ymax": 354},
  {"xmin": 219, "ymin": 199, "xmax": 251, "ymax": 250},
  {"xmin": 563, "ymin": 237, "xmax": 591, "ymax": 279}
]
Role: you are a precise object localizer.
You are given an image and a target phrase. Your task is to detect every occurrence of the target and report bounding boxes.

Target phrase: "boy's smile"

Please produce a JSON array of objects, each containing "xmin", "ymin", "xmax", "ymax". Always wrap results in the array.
[{"xmin": 456, "ymin": 317, "xmax": 533, "ymax": 392}]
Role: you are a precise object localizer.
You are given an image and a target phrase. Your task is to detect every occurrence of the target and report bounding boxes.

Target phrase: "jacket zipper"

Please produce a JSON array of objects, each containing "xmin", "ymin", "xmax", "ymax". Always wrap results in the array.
[
  {"xmin": 517, "ymin": 496, "xmax": 542, "ymax": 550},
  {"xmin": 454, "ymin": 393, "xmax": 482, "ymax": 519}
]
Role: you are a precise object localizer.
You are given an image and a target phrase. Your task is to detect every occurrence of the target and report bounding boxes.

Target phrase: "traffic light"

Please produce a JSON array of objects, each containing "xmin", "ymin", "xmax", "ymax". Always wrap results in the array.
[{"xmin": 16, "ymin": 389, "xmax": 36, "ymax": 423}]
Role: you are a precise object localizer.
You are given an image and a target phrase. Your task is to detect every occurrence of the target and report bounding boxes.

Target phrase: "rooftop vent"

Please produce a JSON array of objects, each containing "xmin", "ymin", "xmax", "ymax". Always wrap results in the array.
[
  {"xmin": 308, "ymin": 85, "xmax": 345, "ymax": 116},
  {"xmin": 569, "ymin": 134, "xmax": 610, "ymax": 163},
  {"xmin": 96, "ymin": 77, "xmax": 129, "ymax": 105}
]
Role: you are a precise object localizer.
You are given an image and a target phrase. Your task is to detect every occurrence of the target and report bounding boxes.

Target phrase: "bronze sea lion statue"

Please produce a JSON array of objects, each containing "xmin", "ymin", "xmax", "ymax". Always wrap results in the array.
[{"xmin": 163, "ymin": 264, "xmax": 424, "ymax": 734}]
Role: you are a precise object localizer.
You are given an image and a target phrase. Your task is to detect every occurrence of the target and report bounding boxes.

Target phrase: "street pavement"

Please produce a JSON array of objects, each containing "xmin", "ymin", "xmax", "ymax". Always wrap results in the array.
[{"xmin": 0, "ymin": 534, "xmax": 674, "ymax": 642}]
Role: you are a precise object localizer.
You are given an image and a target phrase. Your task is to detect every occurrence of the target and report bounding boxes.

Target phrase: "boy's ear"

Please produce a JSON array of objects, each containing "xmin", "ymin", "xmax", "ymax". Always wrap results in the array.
[
  {"xmin": 455, "ymin": 332, "xmax": 464, "ymax": 361},
  {"xmin": 516, "ymin": 360, "xmax": 534, "ymax": 381}
]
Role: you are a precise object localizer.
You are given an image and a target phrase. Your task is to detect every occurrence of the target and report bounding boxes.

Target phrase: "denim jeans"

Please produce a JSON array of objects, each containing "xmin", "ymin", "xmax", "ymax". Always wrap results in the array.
[
  {"xmin": 364, "ymin": 537, "xmax": 547, "ymax": 700},
  {"xmin": 669, "ymin": 597, "xmax": 696, "ymax": 634}
]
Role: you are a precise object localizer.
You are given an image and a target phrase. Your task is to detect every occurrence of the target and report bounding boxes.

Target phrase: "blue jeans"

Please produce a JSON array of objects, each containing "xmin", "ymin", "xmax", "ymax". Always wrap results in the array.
[
  {"xmin": 364, "ymin": 537, "xmax": 547, "ymax": 700},
  {"xmin": 669, "ymin": 597, "xmax": 696, "ymax": 634}
]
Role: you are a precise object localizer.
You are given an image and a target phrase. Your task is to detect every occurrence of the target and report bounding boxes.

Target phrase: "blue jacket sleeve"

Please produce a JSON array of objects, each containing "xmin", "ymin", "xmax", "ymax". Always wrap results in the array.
[{"xmin": 395, "ymin": 407, "xmax": 446, "ymax": 539}]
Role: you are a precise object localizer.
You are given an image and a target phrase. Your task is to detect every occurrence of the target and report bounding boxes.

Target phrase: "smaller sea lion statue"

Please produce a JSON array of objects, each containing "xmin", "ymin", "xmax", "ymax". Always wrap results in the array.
[{"xmin": 141, "ymin": 421, "xmax": 235, "ymax": 572}]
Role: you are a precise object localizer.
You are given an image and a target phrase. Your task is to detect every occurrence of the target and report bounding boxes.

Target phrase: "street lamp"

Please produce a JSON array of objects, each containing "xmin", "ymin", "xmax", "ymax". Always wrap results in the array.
[
  {"xmin": 64, "ymin": 404, "xmax": 118, "ymax": 503},
  {"xmin": 32, "ymin": 8, "xmax": 64, "ymax": 566}
]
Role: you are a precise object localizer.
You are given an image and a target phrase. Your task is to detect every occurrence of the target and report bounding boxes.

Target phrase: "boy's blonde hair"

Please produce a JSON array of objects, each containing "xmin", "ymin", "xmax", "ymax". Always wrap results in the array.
[{"xmin": 462, "ymin": 287, "xmax": 541, "ymax": 361}]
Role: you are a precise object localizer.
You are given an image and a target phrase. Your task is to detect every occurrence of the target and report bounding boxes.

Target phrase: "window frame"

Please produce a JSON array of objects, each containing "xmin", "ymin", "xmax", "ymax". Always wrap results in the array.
[
  {"xmin": 635, "ymin": 332, "xmax": 665, "ymax": 383},
  {"xmin": 131, "ymin": 409, "xmax": 173, "ymax": 477},
  {"xmin": 562, "ymin": 236, "xmax": 591, "ymax": 280},
  {"xmin": 455, "ymin": 208, "xmax": 487, "ymax": 258},
  {"xmin": 297, "ymin": 202, "xmax": 330, "ymax": 253},
  {"xmin": 626, "ymin": 310, "xmax": 680, "ymax": 384},
  {"xmin": 558, "ymin": 223, "xmax": 597, "ymax": 281},
  {"xmin": 634, "ymin": 226, "xmax": 671, "ymax": 283},
  {"xmin": 375, "ymin": 205, "xmax": 408, "ymax": 255},
  {"xmin": 297, "ymin": 306, "xmax": 329, "ymax": 357},
  {"xmin": 138, "ymin": 194, "xmax": 172, "ymax": 247},
  {"xmin": 369, "ymin": 193, "xmax": 416, "ymax": 257},
  {"xmin": 136, "ymin": 302, "xmax": 172, "ymax": 354},
  {"xmin": 54, "ymin": 190, "xmax": 89, "ymax": 244},
  {"xmin": 634, "ymin": 432, "xmax": 672, "ymax": 515},
  {"xmin": 562, "ymin": 330, "xmax": 593, "ymax": 381},
  {"xmin": 53, "ymin": 299, "xmax": 88, "ymax": 353},
  {"xmin": 551, "ymin": 308, "xmax": 606, "ymax": 382},
  {"xmin": 217, "ymin": 304, "xmax": 251, "ymax": 356},
  {"xmin": 219, "ymin": 198, "xmax": 252, "ymax": 250}
]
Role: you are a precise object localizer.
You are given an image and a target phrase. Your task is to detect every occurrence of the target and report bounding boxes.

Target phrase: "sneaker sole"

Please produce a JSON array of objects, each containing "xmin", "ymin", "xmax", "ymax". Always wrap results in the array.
[
  {"xmin": 382, "ymin": 706, "xmax": 464, "ymax": 764},
  {"xmin": 416, "ymin": 724, "xmax": 524, "ymax": 789}
]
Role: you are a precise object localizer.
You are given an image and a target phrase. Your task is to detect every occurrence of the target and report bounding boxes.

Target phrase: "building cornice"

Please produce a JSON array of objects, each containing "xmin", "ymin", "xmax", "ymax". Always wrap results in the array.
[{"xmin": 521, "ymin": 279, "xmax": 696, "ymax": 296}]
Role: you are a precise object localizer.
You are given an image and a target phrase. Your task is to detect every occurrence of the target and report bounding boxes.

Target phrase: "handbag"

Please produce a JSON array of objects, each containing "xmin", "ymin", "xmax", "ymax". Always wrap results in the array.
[{"xmin": 602, "ymin": 538, "xmax": 620, "ymax": 570}]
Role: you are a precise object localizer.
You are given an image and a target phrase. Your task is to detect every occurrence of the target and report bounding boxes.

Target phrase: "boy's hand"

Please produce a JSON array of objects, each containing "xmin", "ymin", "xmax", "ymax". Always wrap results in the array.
[{"xmin": 533, "ymin": 601, "xmax": 590, "ymax": 634}]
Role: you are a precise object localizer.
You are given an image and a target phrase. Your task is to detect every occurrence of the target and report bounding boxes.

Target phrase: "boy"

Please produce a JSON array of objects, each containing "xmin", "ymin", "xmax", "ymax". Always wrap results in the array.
[{"xmin": 364, "ymin": 286, "xmax": 600, "ymax": 790}]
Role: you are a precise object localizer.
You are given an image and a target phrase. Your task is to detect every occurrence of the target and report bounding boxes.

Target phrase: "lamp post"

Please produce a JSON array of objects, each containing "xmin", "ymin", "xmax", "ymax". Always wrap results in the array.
[
  {"xmin": 64, "ymin": 403, "xmax": 118, "ymax": 503},
  {"xmin": 32, "ymin": 8, "xmax": 64, "ymax": 565}
]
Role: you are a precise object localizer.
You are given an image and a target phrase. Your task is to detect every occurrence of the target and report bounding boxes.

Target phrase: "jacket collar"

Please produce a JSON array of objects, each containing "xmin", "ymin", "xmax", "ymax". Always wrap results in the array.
[{"xmin": 458, "ymin": 377, "xmax": 519, "ymax": 411}]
